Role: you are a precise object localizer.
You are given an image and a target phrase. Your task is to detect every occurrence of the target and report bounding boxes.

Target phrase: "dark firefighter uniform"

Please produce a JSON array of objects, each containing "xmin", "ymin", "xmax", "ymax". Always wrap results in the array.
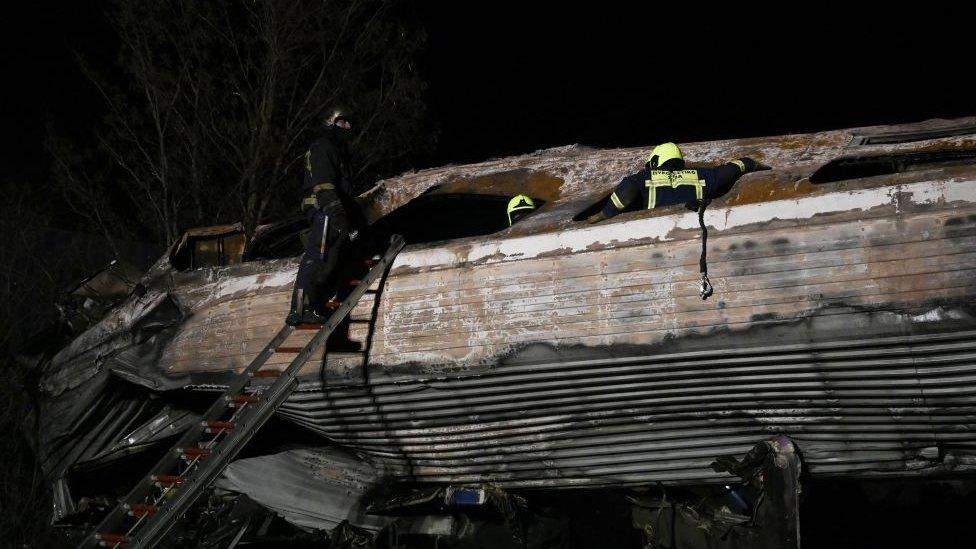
[
  {"xmin": 288, "ymin": 121, "xmax": 357, "ymax": 325},
  {"xmin": 592, "ymin": 142, "xmax": 769, "ymax": 221},
  {"xmin": 601, "ymin": 157, "xmax": 765, "ymax": 218}
]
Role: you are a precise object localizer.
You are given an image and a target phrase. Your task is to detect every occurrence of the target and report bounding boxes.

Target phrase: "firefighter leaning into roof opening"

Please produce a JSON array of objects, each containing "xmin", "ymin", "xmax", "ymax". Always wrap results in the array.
[
  {"xmin": 287, "ymin": 108, "xmax": 361, "ymax": 326},
  {"xmin": 586, "ymin": 142, "xmax": 771, "ymax": 224}
]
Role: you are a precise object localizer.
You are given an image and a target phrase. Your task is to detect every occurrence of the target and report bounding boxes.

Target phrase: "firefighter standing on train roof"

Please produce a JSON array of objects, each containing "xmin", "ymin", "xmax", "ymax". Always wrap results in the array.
[
  {"xmin": 287, "ymin": 108, "xmax": 360, "ymax": 326},
  {"xmin": 586, "ymin": 142, "xmax": 771, "ymax": 223}
]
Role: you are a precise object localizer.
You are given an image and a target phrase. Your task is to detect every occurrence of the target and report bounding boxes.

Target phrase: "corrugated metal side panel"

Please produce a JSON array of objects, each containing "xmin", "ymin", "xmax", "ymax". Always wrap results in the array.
[{"xmin": 279, "ymin": 330, "xmax": 976, "ymax": 487}]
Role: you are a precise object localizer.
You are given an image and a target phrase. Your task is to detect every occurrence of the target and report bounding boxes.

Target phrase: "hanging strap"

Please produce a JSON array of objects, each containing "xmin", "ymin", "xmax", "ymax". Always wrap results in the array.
[{"xmin": 697, "ymin": 198, "xmax": 713, "ymax": 300}]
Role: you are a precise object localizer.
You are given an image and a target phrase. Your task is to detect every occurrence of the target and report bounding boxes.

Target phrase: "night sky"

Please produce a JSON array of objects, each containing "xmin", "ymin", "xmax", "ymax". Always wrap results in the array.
[
  {"xmin": 2, "ymin": 3, "xmax": 972, "ymax": 188},
  {"xmin": 418, "ymin": 5, "xmax": 973, "ymax": 164}
]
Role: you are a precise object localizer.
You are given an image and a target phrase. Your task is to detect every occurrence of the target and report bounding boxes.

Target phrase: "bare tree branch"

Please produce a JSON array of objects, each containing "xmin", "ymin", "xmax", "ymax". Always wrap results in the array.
[{"xmin": 50, "ymin": 0, "xmax": 431, "ymax": 245}]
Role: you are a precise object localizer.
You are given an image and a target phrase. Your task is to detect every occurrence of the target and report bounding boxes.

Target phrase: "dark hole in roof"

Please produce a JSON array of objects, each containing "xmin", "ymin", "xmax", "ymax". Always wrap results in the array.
[
  {"xmin": 213, "ymin": 191, "xmax": 553, "ymax": 265},
  {"xmin": 371, "ymin": 191, "xmax": 545, "ymax": 245},
  {"xmin": 810, "ymin": 150, "xmax": 976, "ymax": 184}
]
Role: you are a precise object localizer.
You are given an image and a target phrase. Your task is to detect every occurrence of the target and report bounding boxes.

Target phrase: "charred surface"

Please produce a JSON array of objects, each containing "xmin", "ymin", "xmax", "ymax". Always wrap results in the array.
[{"xmin": 28, "ymin": 118, "xmax": 976, "ymax": 535}]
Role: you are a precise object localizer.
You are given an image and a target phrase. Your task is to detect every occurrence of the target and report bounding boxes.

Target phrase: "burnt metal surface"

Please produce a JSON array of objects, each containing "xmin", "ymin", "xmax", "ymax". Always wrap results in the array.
[
  {"xmin": 216, "ymin": 447, "xmax": 391, "ymax": 532},
  {"xmin": 30, "ymin": 118, "xmax": 976, "ymax": 512},
  {"xmin": 38, "ymin": 377, "xmax": 197, "ymax": 523},
  {"xmin": 848, "ymin": 118, "xmax": 976, "ymax": 146},
  {"xmin": 629, "ymin": 436, "xmax": 801, "ymax": 549},
  {"xmin": 276, "ymin": 324, "xmax": 976, "ymax": 488}
]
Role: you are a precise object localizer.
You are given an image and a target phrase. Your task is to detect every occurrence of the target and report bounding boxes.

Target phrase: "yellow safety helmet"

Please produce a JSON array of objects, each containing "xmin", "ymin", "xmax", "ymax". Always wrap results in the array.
[
  {"xmin": 507, "ymin": 194, "xmax": 536, "ymax": 225},
  {"xmin": 646, "ymin": 142, "xmax": 683, "ymax": 169}
]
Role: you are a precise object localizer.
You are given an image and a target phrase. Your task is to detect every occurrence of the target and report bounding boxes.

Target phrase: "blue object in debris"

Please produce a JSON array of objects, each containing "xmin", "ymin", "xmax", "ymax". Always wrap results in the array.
[{"xmin": 445, "ymin": 487, "xmax": 487, "ymax": 507}]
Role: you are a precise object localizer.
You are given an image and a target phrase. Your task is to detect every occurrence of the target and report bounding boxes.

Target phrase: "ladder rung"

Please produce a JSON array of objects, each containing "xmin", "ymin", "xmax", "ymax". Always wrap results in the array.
[
  {"xmin": 250, "ymin": 369, "xmax": 281, "ymax": 378},
  {"xmin": 202, "ymin": 420, "xmax": 235, "ymax": 433},
  {"xmin": 226, "ymin": 394, "xmax": 260, "ymax": 407},
  {"xmin": 95, "ymin": 533, "xmax": 130, "ymax": 545},
  {"xmin": 274, "ymin": 346, "xmax": 303, "ymax": 353},
  {"xmin": 125, "ymin": 503, "xmax": 158, "ymax": 517},
  {"xmin": 179, "ymin": 447, "xmax": 212, "ymax": 459},
  {"xmin": 295, "ymin": 324, "xmax": 322, "ymax": 330},
  {"xmin": 151, "ymin": 474, "xmax": 185, "ymax": 487}
]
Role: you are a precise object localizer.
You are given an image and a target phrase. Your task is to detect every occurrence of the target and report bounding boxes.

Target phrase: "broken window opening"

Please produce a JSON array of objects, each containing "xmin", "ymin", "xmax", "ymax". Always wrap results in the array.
[
  {"xmin": 372, "ymin": 168, "xmax": 560, "ymax": 242},
  {"xmin": 810, "ymin": 149, "xmax": 976, "ymax": 184},
  {"xmin": 850, "ymin": 123, "xmax": 976, "ymax": 146},
  {"xmin": 371, "ymin": 190, "xmax": 546, "ymax": 245},
  {"xmin": 246, "ymin": 191, "xmax": 549, "ymax": 262},
  {"xmin": 171, "ymin": 169, "xmax": 561, "ymax": 269}
]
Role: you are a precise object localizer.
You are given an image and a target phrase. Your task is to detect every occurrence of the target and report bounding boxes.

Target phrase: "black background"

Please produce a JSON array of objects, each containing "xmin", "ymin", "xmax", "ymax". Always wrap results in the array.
[
  {"xmin": 3, "ymin": 3, "xmax": 973, "ymax": 186},
  {"xmin": 1, "ymin": 4, "xmax": 974, "ymax": 547}
]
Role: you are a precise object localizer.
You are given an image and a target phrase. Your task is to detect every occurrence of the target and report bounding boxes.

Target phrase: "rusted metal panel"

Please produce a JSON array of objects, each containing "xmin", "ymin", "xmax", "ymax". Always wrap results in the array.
[{"xmin": 361, "ymin": 183, "xmax": 976, "ymax": 369}]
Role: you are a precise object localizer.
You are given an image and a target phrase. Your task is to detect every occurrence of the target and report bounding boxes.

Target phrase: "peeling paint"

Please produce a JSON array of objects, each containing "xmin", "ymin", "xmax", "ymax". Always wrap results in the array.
[
  {"xmin": 390, "ymin": 179, "xmax": 976, "ymax": 273},
  {"xmin": 202, "ymin": 266, "xmax": 297, "ymax": 301}
]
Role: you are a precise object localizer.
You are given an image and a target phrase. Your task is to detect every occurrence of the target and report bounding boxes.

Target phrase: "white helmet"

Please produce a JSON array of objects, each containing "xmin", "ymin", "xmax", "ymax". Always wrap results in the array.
[{"xmin": 326, "ymin": 108, "xmax": 351, "ymax": 127}]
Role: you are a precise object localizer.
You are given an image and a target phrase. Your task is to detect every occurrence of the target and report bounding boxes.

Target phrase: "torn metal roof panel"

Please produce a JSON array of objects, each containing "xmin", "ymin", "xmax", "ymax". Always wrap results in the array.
[
  {"xmin": 77, "ymin": 404, "xmax": 198, "ymax": 468},
  {"xmin": 217, "ymin": 448, "xmax": 391, "ymax": 532}
]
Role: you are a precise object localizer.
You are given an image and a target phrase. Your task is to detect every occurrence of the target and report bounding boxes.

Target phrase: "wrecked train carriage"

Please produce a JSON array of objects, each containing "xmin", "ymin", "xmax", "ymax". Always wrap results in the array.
[{"xmin": 35, "ymin": 118, "xmax": 976, "ymax": 525}]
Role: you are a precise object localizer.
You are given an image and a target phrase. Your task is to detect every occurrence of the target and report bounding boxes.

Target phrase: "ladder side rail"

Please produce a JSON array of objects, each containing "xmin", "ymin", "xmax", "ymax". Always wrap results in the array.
[
  {"xmin": 357, "ymin": 244, "xmax": 398, "ymax": 382},
  {"xmin": 130, "ymin": 236, "xmax": 405, "ymax": 547}
]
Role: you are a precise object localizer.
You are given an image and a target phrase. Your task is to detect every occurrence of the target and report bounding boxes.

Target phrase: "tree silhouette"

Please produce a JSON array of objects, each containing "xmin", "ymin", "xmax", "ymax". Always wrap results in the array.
[{"xmin": 51, "ymin": 0, "xmax": 430, "ymax": 246}]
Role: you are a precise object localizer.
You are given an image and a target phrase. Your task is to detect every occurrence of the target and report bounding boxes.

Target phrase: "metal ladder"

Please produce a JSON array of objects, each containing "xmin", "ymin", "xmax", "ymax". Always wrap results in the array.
[{"xmin": 78, "ymin": 235, "xmax": 405, "ymax": 548}]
